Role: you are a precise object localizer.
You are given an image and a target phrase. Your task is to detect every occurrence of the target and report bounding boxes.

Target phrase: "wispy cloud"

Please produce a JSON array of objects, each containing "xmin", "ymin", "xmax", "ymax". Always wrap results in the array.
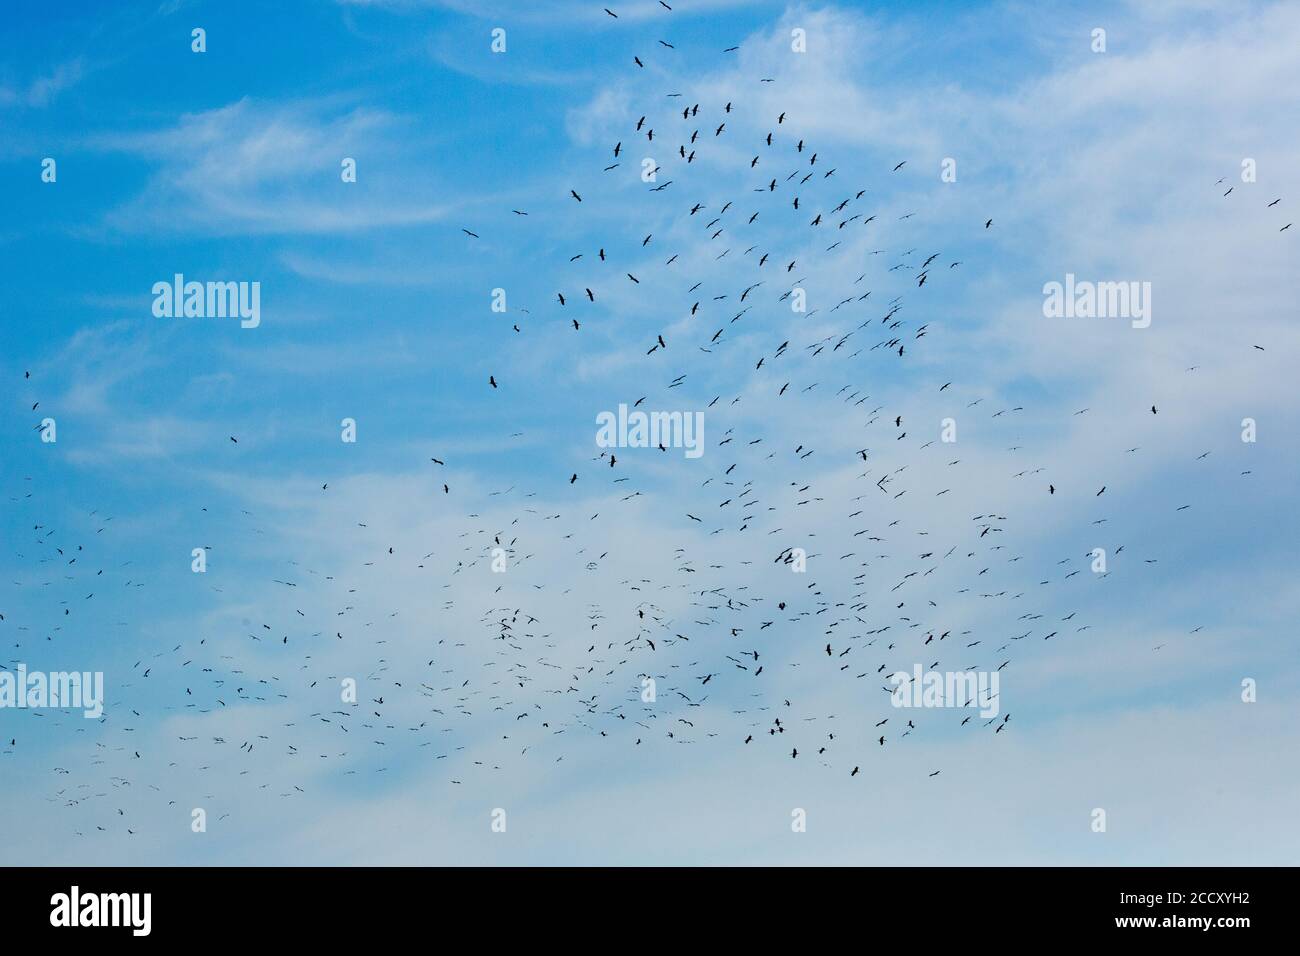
[
  {"xmin": 90, "ymin": 98, "xmax": 455, "ymax": 235},
  {"xmin": 0, "ymin": 58, "xmax": 85, "ymax": 109}
]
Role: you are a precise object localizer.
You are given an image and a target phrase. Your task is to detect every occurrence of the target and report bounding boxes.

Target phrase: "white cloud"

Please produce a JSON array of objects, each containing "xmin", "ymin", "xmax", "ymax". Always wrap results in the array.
[{"xmin": 91, "ymin": 98, "xmax": 455, "ymax": 235}]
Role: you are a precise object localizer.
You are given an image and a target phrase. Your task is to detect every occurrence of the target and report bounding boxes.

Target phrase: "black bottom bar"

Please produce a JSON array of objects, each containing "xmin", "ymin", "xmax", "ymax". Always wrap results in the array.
[{"xmin": 0, "ymin": 866, "xmax": 1278, "ymax": 942}]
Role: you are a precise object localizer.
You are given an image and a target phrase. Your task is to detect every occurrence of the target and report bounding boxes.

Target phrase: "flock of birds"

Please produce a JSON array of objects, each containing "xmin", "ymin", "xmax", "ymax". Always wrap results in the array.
[{"xmin": 2, "ymin": 4, "xmax": 1285, "ymax": 850}]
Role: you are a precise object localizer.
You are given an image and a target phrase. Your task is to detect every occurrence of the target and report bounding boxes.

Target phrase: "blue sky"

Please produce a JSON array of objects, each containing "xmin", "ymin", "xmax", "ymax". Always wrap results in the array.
[{"xmin": 2, "ymin": 0, "xmax": 1298, "ymax": 865}]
